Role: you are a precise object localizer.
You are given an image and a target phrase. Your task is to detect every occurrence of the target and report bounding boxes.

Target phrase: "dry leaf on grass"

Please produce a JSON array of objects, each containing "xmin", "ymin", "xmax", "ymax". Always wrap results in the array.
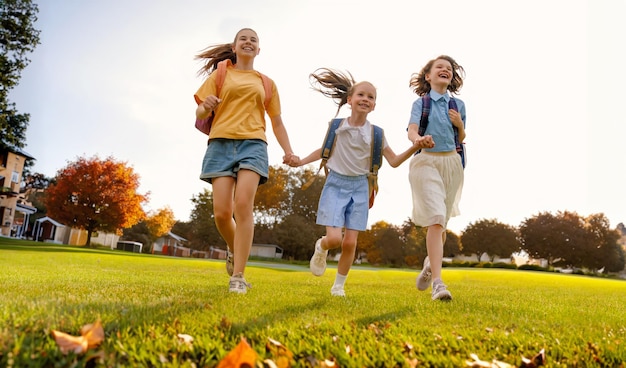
[
  {"xmin": 51, "ymin": 320, "xmax": 105, "ymax": 355},
  {"xmin": 177, "ymin": 333, "xmax": 194, "ymax": 347},
  {"xmin": 466, "ymin": 349, "xmax": 546, "ymax": 368},
  {"xmin": 266, "ymin": 337, "xmax": 293, "ymax": 368},
  {"xmin": 217, "ymin": 337, "xmax": 258, "ymax": 368}
]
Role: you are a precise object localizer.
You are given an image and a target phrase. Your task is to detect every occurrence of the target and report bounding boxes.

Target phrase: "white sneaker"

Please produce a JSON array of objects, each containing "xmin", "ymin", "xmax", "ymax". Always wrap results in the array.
[
  {"xmin": 331, "ymin": 285, "xmax": 345, "ymax": 297},
  {"xmin": 416, "ymin": 256, "xmax": 432, "ymax": 291},
  {"xmin": 225, "ymin": 250, "xmax": 234, "ymax": 276},
  {"xmin": 431, "ymin": 281, "xmax": 452, "ymax": 301},
  {"xmin": 229, "ymin": 273, "xmax": 251, "ymax": 294},
  {"xmin": 310, "ymin": 238, "xmax": 328, "ymax": 276}
]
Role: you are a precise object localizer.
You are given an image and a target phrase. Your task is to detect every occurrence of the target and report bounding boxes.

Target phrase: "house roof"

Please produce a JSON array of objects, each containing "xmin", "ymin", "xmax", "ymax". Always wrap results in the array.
[
  {"xmin": 252, "ymin": 243, "xmax": 284, "ymax": 251},
  {"xmin": 3, "ymin": 147, "xmax": 36, "ymax": 160},
  {"xmin": 167, "ymin": 231, "xmax": 187, "ymax": 242},
  {"xmin": 16, "ymin": 203, "xmax": 37, "ymax": 214},
  {"xmin": 35, "ymin": 216, "xmax": 65, "ymax": 227}
]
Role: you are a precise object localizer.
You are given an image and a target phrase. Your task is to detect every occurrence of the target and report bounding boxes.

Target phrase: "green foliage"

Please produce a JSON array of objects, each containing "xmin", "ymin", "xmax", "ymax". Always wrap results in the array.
[
  {"xmin": 1, "ymin": 239, "xmax": 625, "ymax": 367},
  {"xmin": 520, "ymin": 211, "xmax": 625, "ymax": 271},
  {"xmin": 0, "ymin": 0, "xmax": 40, "ymax": 151},
  {"xmin": 461, "ymin": 218, "xmax": 520, "ymax": 261}
]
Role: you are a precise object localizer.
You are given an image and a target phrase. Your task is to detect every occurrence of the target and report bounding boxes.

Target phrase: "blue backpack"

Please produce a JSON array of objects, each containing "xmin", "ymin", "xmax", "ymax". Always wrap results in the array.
[
  {"xmin": 418, "ymin": 95, "xmax": 466, "ymax": 168},
  {"xmin": 304, "ymin": 118, "xmax": 384, "ymax": 208}
]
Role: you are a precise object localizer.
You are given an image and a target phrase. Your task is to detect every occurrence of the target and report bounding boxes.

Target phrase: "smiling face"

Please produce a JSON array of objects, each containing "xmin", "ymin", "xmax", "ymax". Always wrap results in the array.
[
  {"xmin": 425, "ymin": 58, "xmax": 453, "ymax": 93},
  {"xmin": 347, "ymin": 82, "xmax": 377, "ymax": 113},
  {"xmin": 232, "ymin": 28, "xmax": 260, "ymax": 61}
]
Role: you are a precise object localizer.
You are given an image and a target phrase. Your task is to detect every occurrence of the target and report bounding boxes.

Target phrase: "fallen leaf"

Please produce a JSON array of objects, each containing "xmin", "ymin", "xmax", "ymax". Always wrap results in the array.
[
  {"xmin": 465, "ymin": 353, "xmax": 514, "ymax": 368},
  {"xmin": 520, "ymin": 348, "xmax": 545, "ymax": 367},
  {"xmin": 51, "ymin": 330, "xmax": 88, "ymax": 355},
  {"xmin": 217, "ymin": 337, "xmax": 258, "ymax": 368},
  {"xmin": 80, "ymin": 320, "xmax": 105, "ymax": 349},
  {"xmin": 266, "ymin": 337, "xmax": 293, "ymax": 368},
  {"xmin": 177, "ymin": 333, "xmax": 194, "ymax": 347},
  {"xmin": 51, "ymin": 320, "xmax": 105, "ymax": 355}
]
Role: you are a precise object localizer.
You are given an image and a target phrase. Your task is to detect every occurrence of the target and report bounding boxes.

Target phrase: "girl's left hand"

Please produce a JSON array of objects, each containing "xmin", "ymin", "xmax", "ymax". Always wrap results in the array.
[{"xmin": 449, "ymin": 109, "xmax": 463, "ymax": 129}]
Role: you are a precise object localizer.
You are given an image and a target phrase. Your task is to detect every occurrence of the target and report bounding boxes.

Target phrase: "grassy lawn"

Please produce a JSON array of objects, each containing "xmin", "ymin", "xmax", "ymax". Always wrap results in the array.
[{"xmin": 1, "ymin": 238, "xmax": 625, "ymax": 367}]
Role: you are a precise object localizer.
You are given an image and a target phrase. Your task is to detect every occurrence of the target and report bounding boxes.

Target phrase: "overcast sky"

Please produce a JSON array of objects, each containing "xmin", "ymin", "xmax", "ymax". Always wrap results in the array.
[{"xmin": 9, "ymin": 0, "xmax": 625, "ymax": 234}]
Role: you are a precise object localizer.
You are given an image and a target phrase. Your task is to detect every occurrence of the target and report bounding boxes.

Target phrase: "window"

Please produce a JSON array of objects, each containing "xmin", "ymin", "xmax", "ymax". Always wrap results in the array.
[{"xmin": 11, "ymin": 171, "xmax": 19, "ymax": 183}]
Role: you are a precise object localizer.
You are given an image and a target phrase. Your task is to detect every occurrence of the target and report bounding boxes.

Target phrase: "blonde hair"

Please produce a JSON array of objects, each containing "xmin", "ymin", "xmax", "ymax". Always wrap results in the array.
[{"xmin": 310, "ymin": 68, "xmax": 375, "ymax": 117}]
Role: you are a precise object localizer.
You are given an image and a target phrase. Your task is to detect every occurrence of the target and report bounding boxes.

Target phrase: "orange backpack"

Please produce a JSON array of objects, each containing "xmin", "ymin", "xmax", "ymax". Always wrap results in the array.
[{"xmin": 194, "ymin": 59, "xmax": 273, "ymax": 135}]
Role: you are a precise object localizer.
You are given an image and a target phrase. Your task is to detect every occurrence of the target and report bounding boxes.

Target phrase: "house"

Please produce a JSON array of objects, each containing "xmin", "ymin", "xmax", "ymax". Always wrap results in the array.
[
  {"xmin": 0, "ymin": 147, "xmax": 36, "ymax": 237},
  {"xmin": 250, "ymin": 243, "xmax": 283, "ymax": 259},
  {"xmin": 152, "ymin": 231, "xmax": 190, "ymax": 257}
]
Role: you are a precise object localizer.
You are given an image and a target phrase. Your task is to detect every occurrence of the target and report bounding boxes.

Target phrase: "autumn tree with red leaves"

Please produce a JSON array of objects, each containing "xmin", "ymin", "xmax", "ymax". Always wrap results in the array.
[{"xmin": 45, "ymin": 156, "xmax": 148, "ymax": 246}]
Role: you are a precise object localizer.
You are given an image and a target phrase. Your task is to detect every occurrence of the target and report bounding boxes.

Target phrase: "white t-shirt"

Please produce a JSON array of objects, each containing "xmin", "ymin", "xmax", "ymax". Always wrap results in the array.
[{"xmin": 326, "ymin": 118, "xmax": 388, "ymax": 176}]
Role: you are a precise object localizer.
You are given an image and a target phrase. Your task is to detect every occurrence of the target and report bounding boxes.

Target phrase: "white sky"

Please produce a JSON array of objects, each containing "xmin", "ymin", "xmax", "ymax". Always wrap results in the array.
[{"xmin": 9, "ymin": 0, "xmax": 626, "ymax": 234}]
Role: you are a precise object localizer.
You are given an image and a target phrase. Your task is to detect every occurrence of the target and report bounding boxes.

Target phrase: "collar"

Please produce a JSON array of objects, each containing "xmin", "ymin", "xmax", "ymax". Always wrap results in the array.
[{"xmin": 428, "ymin": 90, "xmax": 450, "ymax": 103}]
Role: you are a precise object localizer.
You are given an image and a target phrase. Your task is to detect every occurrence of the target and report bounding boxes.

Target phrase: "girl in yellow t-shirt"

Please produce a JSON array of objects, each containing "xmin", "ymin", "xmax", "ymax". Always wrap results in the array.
[{"xmin": 194, "ymin": 28, "xmax": 296, "ymax": 294}]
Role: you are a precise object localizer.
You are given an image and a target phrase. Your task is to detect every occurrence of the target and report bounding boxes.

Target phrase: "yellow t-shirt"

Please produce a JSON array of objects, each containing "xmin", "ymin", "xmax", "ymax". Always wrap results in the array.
[{"xmin": 194, "ymin": 67, "xmax": 280, "ymax": 142}]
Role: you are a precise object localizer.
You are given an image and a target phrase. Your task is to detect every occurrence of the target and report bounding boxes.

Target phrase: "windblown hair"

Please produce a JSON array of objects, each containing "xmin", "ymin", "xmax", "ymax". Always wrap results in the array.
[
  {"xmin": 409, "ymin": 55, "xmax": 465, "ymax": 96},
  {"xmin": 310, "ymin": 68, "xmax": 375, "ymax": 117},
  {"xmin": 195, "ymin": 28, "xmax": 257, "ymax": 76}
]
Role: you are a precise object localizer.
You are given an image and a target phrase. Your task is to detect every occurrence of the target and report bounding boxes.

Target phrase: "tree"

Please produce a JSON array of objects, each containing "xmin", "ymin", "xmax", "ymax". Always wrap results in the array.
[
  {"xmin": 45, "ymin": 156, "xmax": 148, "ymax": 246},
  {"xmin": 461, "ymin": 219, "xmax": 520, "ymax": 262},
  {"xmin": 520, "ymin": 211, "xmax": 587, "ymax": 267},
  {"xmin": 123, "ymin": 206, "xmax": 176, "ymax": 253},
  {"xmin": 583, "ymin": 214, "xmax": 624, "ymax": 272},
  {"xmin": 186, "ymin": 188, "xmax": 222, "ymax": 250},
  {"xmin": 145, "ymin": 206, "xmax": 175, "ymax": 242},
  {"xmin": 1, "ymin": 0, "xmax": 41, "ymax": 152}
]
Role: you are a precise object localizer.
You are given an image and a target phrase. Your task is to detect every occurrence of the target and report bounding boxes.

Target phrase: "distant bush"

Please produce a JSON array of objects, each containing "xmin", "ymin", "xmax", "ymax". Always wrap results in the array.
[{"xmin": 518, "ymin": 264, "xmax": 548, "ymax": 272}]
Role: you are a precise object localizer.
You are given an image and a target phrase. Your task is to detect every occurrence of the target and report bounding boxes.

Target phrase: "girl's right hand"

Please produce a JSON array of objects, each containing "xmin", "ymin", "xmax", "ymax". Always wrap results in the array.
[{"xmin": 201, "ymin": 95, "xmax": 222, "ymax": 112}]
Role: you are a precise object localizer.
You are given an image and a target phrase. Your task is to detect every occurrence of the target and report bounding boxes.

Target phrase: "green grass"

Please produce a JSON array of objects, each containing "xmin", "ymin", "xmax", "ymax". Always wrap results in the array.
[{"xmin": 1, "ymin": 238, "xmax": 625, "ymax": 367}]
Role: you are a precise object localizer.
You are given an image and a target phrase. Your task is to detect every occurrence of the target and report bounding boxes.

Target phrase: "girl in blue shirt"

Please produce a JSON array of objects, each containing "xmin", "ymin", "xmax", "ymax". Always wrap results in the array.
[{"xmin": 406, "ymin": 55, "xmax": 466, "ymax": 301}]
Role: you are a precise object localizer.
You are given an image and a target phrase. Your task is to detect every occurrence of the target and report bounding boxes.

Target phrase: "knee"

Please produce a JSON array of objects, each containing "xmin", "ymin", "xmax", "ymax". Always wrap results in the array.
[
  {"xmin": 213, "ymin": 209, "xmax": 232, "ymax": 225},
  {"xmin": 342, "ymin": 239, "xmax": 357, "ymax": 252},
  {"xmin": 325, "ymin": 234, "xmax": 343, "ymax": 249}
]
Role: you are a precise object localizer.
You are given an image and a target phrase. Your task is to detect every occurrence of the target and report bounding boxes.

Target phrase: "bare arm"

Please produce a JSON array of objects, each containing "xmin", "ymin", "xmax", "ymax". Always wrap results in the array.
[
  {"xmin": 269, "ymin": 115, "xmax": 295, "ymax": 162},
  {"xmin": 295, "ymin": 148, "xmax": 322, "ymax": 167},
  {"xmin": 383, "ymin": 134, "xmax": 434, "ymax": 168}
]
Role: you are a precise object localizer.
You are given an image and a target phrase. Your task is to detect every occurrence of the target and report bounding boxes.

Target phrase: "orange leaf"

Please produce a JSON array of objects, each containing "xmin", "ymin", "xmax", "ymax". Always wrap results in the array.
[
  {"xmin": 217, "ymin": 337, "xmax": 258, "ymax": 368},
  {"xmin": 51, "ymin": 330, "xmax": 89, "ymax": 355},
  {"xmin": 80, "ymin": 320, "xmax": 105, "ymax": 349},
  {"xmin": 51, "ymin": 320, "xmax": 105, "ymax": 355}
]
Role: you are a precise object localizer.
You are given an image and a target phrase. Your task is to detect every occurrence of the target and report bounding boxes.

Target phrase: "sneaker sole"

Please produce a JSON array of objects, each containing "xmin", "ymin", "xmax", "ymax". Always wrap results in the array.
[{"xmin": 432, "ymin": 291, "xmax": 452, "ymax": 301}]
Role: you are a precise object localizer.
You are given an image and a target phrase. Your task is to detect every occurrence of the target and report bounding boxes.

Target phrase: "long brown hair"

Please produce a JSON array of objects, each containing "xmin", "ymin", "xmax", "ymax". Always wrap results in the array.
[
  {"xmin": 409, "ymin": 55, "xmax": 465, "ymax": 96},
  {"xmin": 310, "ymin": 68, "xmax": 375, "ymax": 117},
  {"xmin": 195, "ymin": 28, "xmax": 258, "ymax": 76}
]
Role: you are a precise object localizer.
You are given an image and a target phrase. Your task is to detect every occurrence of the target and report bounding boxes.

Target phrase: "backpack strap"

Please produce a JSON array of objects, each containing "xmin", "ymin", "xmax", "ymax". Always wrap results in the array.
[
  {"xmin": 301, "ymin": 118, "xmax": 342, "ymax": 191},
  {"xmin": 367, "ymin": 125, "xmax": 384, "ymax": 208},
  {"xmin": 370, "ymin": 125, "xmax": 384, "ymax": 175},
  {"xmin": 259, "ymin": 73, "xmax": 273, "ymax": 111},
  {"xmin": 320, "ymin": 118, "xmax": 343, "ymax": 175},
  {"xmin": 448, "ymin": 97, "xmax": 466, "ymax": 168},
  {"xmin": 418, "ymin": 95, "xmax": 431, "ymax": 136}
]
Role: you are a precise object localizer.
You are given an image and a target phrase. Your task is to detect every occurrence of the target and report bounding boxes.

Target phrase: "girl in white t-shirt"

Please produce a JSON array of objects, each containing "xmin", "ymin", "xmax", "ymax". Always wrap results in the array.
[{"xmin": 288, "ymin": 68, "xmax": 434, "ymax": 297}]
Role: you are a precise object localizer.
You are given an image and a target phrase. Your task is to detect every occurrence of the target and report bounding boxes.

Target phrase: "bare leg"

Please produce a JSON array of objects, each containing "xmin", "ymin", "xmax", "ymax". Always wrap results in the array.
[
  {"xmin": 337, "ymin": 229, "xmax": 358, "ymax": 276},
  {"xmin": 426, "ymin": 224, "xmax": 445, "ymax": 281},
  {"xmin": 211, "ymin": 177, "xmax": 236, "ymax": 252},
  {"xmin": 231, "ymin": 169, "xmax": 260, "ymax": 275}
]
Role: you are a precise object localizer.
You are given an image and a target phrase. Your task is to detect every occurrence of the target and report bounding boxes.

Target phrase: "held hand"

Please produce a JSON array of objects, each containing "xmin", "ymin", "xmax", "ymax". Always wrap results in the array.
[
  {"xmin": 413, "ymin": 135, "xmax": 435, "ymax": 150},
  {"xmin": 283, "ymin": 153, "xmax": 300, "ymax": 167},
  {"xmin": 448, "ymin": 109, "xmax": 463, "ymax": 129},
  {"xmin": 202, "ymin": 95, "xmax": 222, "ymax": 112}
]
